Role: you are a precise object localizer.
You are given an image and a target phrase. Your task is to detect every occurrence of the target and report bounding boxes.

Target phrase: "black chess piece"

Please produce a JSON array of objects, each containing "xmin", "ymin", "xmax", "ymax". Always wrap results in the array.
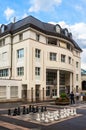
[
  {"xmin": 44, "ymin": 106, "xmax": 47, "ymax": 111},
  {"xmin": 26, "ymin": 107, "xmax": 29, "ymax": 114},
  {"xmin": 32, "ymin": 106, "xmax": 35, "ymax": 113},
  {"xmin": 17, "ymin": 107, "xmax": 20, "ymax": 115},
  {"xmin": 29, "ymin": 105, "xmax": 31, "ymax": 112},
  {"xmin": 36, "ymin": 106, "xmax": 38, "ymax": 112},
  {"xmin": 41, "ymin": 106, "xmax": 43, "ymax": 112},
  {"xmin": 8, "ymin": 109, "xmax": 11, "ymax": 115},
  {"xmin": 22, "ymin": 106, "xmax": 26, "ymax": 114},
  {"xmin": 13, "ymin": 108, "xmax": 17, "ymax": 116}
]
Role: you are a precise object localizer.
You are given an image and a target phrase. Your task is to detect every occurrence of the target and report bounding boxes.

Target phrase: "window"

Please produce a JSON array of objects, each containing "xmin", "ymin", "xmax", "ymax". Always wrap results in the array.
[
  {"xmin": 61, "ymin": 54, "xmax": 66, "ymax": 62},
  {"xmin": 19, "ymin": 33, "xmax": 23, "ymax": 41},
  {"xmin": 0, "ymin": 86, "xmax": 6, "ymax": 98},
  {"xmin": 1, "ymin": 25, "xmax": 7, "ymax": 33},
  {"xmin": 55, "ymin": 24, "xmax": 61, "ymax": 33},
  {"xmin": 35, "ymin": 49, "xmax": 41, "ymax": 58},
  {"xmin": 17, "ymin": 67, "xmax": 24, "ymax": 76},
  {"xmin": 76, "ymin": 74, "xmax": 78, "ymax": 81},
  {"xmin": 17, "ymin": 48, "xmax": 24, "ymax": 58},
  {"xmin": 0, "ymin": 69, "xmax": 8, "ymax": 77},
  {"xmin": 64, "ymin": 29, "xmax": 68, "ymax": 36},
  {"xmin": 0, "ymin": 39, "xmax": 5, "ymax": 47},
  {"xmin": 82, "ymin": 81, "xmax": 86, "ymax": 90},
  {"xmin": 60, "ymin": 72, "xmax": 65, "ymax": 85},
  {"xmin": 10, "ymin": 86, "xmax": 18, "ymax": 98},
  {"xmin": 52, "ymin": 89, "xmax": 57, "ymax": 96},
  {"xmin": 76, "ymin": 62, "xmax": 79, "ymax": 68},
  {"xmin": 36, "ymin": 34, "xmax": 40, "ymax": 41},
  {"xmin": 46, "ymin": 86, "xmax": 50, "ymax": 96},
  {"xmin": 46, "ymin": 71, "xmax": 57, "ymax": 85},
  {"xmin": 68, "ymin": 56, "xmax": 71, "ymax": 64},
  {"xmin": 35, "ymin": 67, "xmax": 40, "ymax": 76},
  {"xmin": 50, "ymin": 53, "xmax": 56, "ymax": 61}
]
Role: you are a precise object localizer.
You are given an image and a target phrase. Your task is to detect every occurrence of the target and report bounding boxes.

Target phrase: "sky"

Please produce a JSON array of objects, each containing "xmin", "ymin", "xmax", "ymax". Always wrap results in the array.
[{"xmin": 0, "ymin": 0, "xmax": 86, "ymax": 69}]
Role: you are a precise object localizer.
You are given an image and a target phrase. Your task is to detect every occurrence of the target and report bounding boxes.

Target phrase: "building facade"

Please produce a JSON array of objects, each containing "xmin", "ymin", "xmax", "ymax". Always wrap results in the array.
[
  {"xmin": 81, "ymin": 69, "xmax": 86, "ymax": 93},
  {"xmin": 0, "ymin": 16, "xmax": 82, "ymax": 102}
]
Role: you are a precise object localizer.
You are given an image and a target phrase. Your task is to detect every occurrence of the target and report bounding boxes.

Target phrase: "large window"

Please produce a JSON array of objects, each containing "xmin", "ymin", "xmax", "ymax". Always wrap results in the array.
[
  {"xmin": 0, "ymin": 69, "xmax": 8, "ymax": 77},
  {"xmin": 82, "ymin": 81, "xmax": 86, "ymax": 90},
  {"xmin": 17, "ymin": 67, "xmax": 24, "ymax": 76},
  {"xmin": 17, "ymin": 48, "xmax": 24, "ymax": 58},
  {"xmin": 46, "ymin": 71, "xmax": 57, "ymax": 85},
  {"xmin": 10, "ymin": 86, "xmax": 18, "ymax": 98},
  {"xmin": 60, "ymin": 72, "xmax": 65, "ymax": 85},
  {"xmin": 61, "ymin": 54, "xmax": 66, "ymax": 62},
  {"xmin": 76, "ymin": 62, "xmax": 79, "ymax": 68},
  {"xmin": 0, "ymin": 86, "xmax": 6, "ymax": 99},
  {"xmin": 35, "ymin": 49, "xmax": 41, "ymax": 58},
  {"xmin": 50, "ymin": 52, "xmax": 56, "ymax": 61},
  {"xmin": 46, "ymin": 86, "xmax": 50, "ymax": 96}
]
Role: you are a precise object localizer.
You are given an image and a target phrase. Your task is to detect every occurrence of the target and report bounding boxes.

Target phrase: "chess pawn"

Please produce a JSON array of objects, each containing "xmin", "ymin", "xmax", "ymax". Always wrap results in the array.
[
  {"xmin": 36, "ymin": 113, "xmax": 41, "ymax": 121},
  {"xmin": 41, "ymin": 113, "xmax": 45, "ymax": 120},
  {"xmin": 73, "ymin": 108, "xmax": 77, "ymax": 115},
  {"xmin": 70, "ymin": 109, "xmax": 74, "ymax": 115},
  {"xmin": 45, "ymin": 117, "xmax": 49, "ymax": 123},
  {"xmin": 54, "ymin": 116, "xmax": 58, "ymax": 120}
]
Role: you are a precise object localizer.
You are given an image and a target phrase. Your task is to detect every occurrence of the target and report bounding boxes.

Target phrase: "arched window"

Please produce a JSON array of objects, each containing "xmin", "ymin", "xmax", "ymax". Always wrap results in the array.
[
  {"xmin": 1, "ymin": 24, "xmax": 7, "ymax": 33},
  {"xmin": 64, "ymin": 28, "xmax": 68, "ymax": 36},
  {"xmin": 82, "ymin": 81, "xmax": 86, "ymax": 90},
  {"xmin": 55, "ymin": 24, "xmax": 61, "ymax": 33}
]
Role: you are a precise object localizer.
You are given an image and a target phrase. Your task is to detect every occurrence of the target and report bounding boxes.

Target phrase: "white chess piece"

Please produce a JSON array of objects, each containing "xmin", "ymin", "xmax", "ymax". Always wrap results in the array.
[
  {"xmin": 73, "ymin": 108, "xmax": 77, "ymax": 115},
  {"xmin": 41, "ymin": 113, "xmax": 45, "ymax": 120},
  {"xmin": 36, "ymin": 113, "xmax": 41, "ymax": 121}
]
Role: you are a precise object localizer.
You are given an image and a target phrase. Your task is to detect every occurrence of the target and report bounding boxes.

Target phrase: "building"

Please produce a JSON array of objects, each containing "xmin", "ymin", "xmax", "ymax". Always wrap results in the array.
[
  {"xmin": 0, "ymin": 16, "xmax": 82, "ymax": 102},
  {"xmin": 81, "ymin": 69, "xmax": 86, "ymax": 93}
]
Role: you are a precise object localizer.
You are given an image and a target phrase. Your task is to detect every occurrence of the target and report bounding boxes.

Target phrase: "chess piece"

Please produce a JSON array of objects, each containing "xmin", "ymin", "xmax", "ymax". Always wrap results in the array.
[{"xmin": 8, "ymin": 109, "xmax": 11, "ymax": 115}]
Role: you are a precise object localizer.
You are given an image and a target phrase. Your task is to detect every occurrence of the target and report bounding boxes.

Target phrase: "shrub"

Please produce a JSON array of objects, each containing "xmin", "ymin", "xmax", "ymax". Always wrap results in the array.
[{"xmin": 55, "ymin": 93, "xmax": 70, "ymax": 105}]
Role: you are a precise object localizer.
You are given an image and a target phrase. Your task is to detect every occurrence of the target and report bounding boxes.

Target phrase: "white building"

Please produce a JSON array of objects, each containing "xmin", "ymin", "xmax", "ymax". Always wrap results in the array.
[{"xmin": 0, "ymin": 16, "xmax": 82, "ymax": 102}]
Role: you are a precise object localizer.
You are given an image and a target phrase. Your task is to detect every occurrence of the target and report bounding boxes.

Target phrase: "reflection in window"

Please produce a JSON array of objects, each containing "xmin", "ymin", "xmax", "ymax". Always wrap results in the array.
[
  {"xmin": 61, "ymin": 54, "xmax": 66, "ymax": 62},
  {"xmin": 50, "ymin": 53, "xmax": 56, "ymax": 61},
  {"xmin": 17, "ymin": 48, "xmax": 24, "ymax": 58}
]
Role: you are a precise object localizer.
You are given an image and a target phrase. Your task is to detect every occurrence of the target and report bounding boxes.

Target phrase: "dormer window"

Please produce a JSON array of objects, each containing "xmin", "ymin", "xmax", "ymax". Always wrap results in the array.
[
  {"xmin": 69, "ymin": 33, "xmax": 72, "ymax": 39},
  {"xmin": 1, "ymin": 25, "xmax": 7, "ymax": 33},
  {"xmin": 64, "ymin": 28, "xmax": 68, "ymax": 36},
  {"xmin": 55, "ymin": 24, "xmax": 61, "ymax": 33}
]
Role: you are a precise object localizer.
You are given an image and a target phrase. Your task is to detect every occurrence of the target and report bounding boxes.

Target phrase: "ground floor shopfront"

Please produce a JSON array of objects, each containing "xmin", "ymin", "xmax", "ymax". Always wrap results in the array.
[{"xmin": 0, "ymin": 69, "xmax": 80, "ymax": 102}]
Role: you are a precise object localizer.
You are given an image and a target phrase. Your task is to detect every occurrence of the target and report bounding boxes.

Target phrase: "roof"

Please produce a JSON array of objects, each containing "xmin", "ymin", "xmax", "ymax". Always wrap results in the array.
[
  {"xmin": 81, "ymin": 69, "xmax": 86, "ymax": 75},
  {"xmin": 0, "ymin": 15, "xmax": 82, "ymax": 51}
]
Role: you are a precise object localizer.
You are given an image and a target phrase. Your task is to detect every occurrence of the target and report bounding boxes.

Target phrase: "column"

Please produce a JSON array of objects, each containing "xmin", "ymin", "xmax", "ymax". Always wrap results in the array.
[
  {"xmin": 70, "ymin": 72, "xmax": 73, "ymax": 93},
  {"xmin": 7, "ymin": 86, "xmax": 10, "ymax": 99},
  {"xmin": 57, "ymin": 70, "xmax": 60, "ymax": 97}
]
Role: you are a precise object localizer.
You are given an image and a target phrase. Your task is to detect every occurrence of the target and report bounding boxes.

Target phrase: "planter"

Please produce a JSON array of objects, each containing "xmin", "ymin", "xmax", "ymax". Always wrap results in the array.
[
  {"xmin": 55, "ymin": 101, "xmax": 70, "ymax": 105},
  {"xmin": 83, "ymin": 96, "xmax": 86, "ymax": 101}
]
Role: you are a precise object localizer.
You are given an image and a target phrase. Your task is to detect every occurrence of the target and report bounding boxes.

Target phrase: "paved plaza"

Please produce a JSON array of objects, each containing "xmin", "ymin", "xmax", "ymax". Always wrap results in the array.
[{"xmin": 0, "ymin": 101, "xmax": 86, "ymax": 130}]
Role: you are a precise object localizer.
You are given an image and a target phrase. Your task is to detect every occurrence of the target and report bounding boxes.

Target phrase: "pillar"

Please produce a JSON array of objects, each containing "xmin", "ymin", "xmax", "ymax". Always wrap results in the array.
[
  {"xmin": 70, "ymin": 72, "xmax": 73, "ymax": 93},
  {"xmin": 57, "ymin": 70, "xmax": 60, "ymax": 97}
]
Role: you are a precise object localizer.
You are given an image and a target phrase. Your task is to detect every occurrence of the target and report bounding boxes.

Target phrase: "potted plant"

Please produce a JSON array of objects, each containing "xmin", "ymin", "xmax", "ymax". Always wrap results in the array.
[{"xmin": 55, "ymin": 93, "xmax": 70, "ymax": 105}]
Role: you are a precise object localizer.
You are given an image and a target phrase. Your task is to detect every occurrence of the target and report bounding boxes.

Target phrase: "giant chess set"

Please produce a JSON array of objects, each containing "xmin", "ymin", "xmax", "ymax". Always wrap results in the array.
[{"xmin": 7, "ymin": 105, "xmax": 78, "ymax": 125}]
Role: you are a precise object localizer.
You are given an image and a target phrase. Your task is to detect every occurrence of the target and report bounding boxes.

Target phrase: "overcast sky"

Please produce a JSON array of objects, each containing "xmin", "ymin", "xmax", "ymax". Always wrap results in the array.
[{"xmin": 0, "ymin": 0, "xmax": 86, "ymax": 69}]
